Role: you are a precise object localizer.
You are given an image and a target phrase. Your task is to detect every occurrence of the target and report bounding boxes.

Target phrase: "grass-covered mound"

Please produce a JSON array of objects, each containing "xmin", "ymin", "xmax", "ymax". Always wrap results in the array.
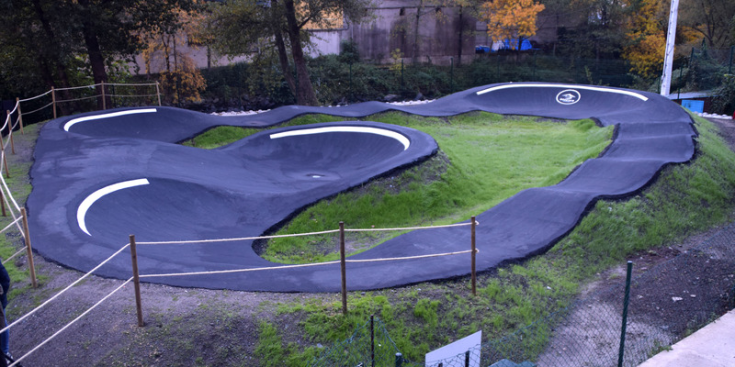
[
  {"xmin": 245, "ymin": 114, "xmax": 735, "ymax": 365},
  {"xmin": 184, "ymin": 112, "xmax": 613, "ymax": 264}
]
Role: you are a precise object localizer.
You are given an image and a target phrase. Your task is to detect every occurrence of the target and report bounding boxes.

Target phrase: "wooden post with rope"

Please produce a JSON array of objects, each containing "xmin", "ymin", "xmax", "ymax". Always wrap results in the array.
[
  {"xmin": 51, "ymin": 87, "xmax": 57, "ymax": 119},
  {"xmin": 6, "ymin": 111, "xmax": 14, "ymax": 155},
  {"xmin": 1, "ymin": 146, "xmax": 9, "ymax": 179},
  {"xmin": 129, "ymin": 234, "xmax": 144, "ymax": 327},
  {"xmin": 21, "ymin": 208, "xmax": 37, "ymax": 288},
  {"xmin": 471, "ymin": 216, "xmax": 477, "ymax": 296},
  {"xmin": 340, "ymin": 221, "xmax": 347, "ymax": 315},
  {"xmin": 15, "ymin": 98, "xmax": 24, "ymax": 134},
  {"xmin": 100, "ymin": 81, "xmax": 106, "ymax": 110},
  {"xmin": 155, "ymin": 82, "xmax": 162, "ymax": 106},
  {"xmin": 0, "ymin": 190, "xmax": 5, "ymax": 217}
]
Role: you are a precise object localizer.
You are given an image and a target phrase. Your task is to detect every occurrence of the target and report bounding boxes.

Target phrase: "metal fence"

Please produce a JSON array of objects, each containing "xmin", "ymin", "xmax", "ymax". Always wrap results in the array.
[{"xmin": 313, "ymin": 221, "xmax": 735, "ymax": 367}]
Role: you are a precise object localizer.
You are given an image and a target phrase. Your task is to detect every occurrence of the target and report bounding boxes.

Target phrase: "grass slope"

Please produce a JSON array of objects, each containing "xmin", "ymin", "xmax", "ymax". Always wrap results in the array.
[
  {"xmin": 185, "ymin": 112, "xmax": 613, "ymax": 264},
  {"xmin": 248, "ymin": 114, "xmax": 735, "ymax": 365}
]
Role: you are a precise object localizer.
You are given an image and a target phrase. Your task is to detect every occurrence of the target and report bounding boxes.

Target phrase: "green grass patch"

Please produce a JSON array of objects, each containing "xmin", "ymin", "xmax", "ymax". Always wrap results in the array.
[
  {"xmin": 264, "ymin": 112, "xmax": 612, "ymax": 263},
  {"xmin": 183, "ymin": 114, "xmax": 348, "ymax": 149},
  {"xmin": 256, "ymin": 114, "xmax": 735, "ymax": 365}
]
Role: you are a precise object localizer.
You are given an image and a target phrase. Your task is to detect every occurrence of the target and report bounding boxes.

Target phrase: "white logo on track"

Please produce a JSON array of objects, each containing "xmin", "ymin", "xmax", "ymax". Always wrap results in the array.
[{"xmin": 556, "ymin": 89, "xmax": 581, "ymax": 105}]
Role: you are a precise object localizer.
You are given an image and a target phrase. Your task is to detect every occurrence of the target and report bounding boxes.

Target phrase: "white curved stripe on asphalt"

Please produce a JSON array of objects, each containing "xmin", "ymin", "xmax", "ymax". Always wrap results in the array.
[
  {"xmin": 77, "ymin": 178, "xmax": 150, "ymax": 236},
  {"xmin": 476, "ymin": 83, "xmax": 649, "ymax": 101},
  {"xmin": 64, "ymin": 109, "xmax": 158, "ymax": 132},
  {"xmin": 269, "ymin": 126, "xmax": 411, "ymax": 150}
]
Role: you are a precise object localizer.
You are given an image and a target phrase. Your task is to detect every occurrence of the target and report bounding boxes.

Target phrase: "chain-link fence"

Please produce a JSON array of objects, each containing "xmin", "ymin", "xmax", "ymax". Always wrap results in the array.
[
  {"xmin": 309, "ymin": 316, "xmax": 404, "ymax": 367},
  {"xmin": 313, "ymin": 221, "xmax": 735, "ymax": 367}
]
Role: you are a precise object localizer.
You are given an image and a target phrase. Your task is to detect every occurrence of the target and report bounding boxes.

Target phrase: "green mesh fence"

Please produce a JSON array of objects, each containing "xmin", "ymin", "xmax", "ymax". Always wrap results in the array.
[
  {"xmin": 312, "ymin": 220, "xmax": 735, "ymax": 367},
  {"xmin": 309, "ymin": 316, "xmax": 405, "ymax": 367}
]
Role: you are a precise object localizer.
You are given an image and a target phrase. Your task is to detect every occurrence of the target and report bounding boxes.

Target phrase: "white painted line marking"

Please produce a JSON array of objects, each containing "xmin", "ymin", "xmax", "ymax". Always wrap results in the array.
[
  {"xmin": 269, "ymin": 126, "xmax": 411, "ymax": 150},
  {"xmin": 64, "ymin": 109, "xmax": 158, "ymax": 132},
  {"xmin": 77, "ymin": 178, "xmax": 150, "ymax": 236},
  {"xmin": 476, "ymin": 83, "xmax": 649, "ymax": 101}
]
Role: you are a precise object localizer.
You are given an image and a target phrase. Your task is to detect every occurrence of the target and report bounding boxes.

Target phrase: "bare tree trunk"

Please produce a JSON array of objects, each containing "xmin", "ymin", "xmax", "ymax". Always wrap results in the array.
[
  {"xmin": 78, "ymin": 0, "xmax": 108, "ymax": 110},
  {"xmin": 275, "ymin": 30, "xmax": 297, "ymax": 99},
  {"xmin": 282, "ymin": 0, "xmax": 319, "ymax": 106},
  {"xmin": 413, "ymin": 0, "xmax": 424, "ymax": 64},
  {"xmin": 457, "ymin": 5, "xmax": 463, "ymax": 67}
]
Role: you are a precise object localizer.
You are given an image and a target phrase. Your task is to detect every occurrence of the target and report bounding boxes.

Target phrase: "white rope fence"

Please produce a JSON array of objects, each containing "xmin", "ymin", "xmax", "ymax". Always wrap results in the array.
[
  {"xmin": 139, "ymin": 249, "xmax": 478, "ymax": 279},
  {"xmin": 9, "ymin": 277, "xmax": 133, "ymax": 367},
  {"xmin": 0, "ymin": 243, "xmax": 131, "ymax": 336}
]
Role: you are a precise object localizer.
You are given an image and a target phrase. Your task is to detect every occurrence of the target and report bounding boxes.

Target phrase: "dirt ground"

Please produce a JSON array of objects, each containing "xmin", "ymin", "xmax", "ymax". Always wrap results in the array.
[{"xmin": 3, "ymin": 117, "xmax": 735, "ymax": 366}]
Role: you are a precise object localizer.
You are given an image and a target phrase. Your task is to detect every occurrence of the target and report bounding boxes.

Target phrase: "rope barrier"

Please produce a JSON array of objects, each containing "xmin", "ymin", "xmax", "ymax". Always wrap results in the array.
[
  {"xmin": 18, "ymin": 90, "xmax": 52, "ymax": 103},
  {"xmin": 0, "ymin": 216, "xmax": 22, "ymax": 235},
  {"xmin": 20, "ymin": 102, "xmax": 53, "ymax": 116},
  {"xmin": 0, "ymin": 169, "xmax": 21, "ymax": 212},
  {"xmin": 9, "ymin": 277, "xmax": 133, "ymax": 367},
  {"xmin": 105, "ymin": 82, "xmax": 158, "ymax": 87},
  {"xmin": 2, "ymin": 248, "xmax": 26, "ymax": 265},
  {"xmin": 0, "ymin": 185, "xmax": 23, "ymax": 236},
  {"xmin": 0, "ymin": 243, "xmax": 131, "ymax": 335},
  {"xmin": 107, "ymin": 93, "xmax": 159, "ymax": 98},
  {"xmin": 139, "ymin": 248, "xmax": 477, "ymax": 279},
  {"xmin": 137, "ymin": 221, "xmax": 480, "ymax": 246},
  {"xmin": 55, "ymin": 95, "xmax": 99, "ymax": 104},
  {"xmin": 345, "ymin": 221, "xmax": 478, "ymax": 232},
  {"xmin": 5, "ymin": 101, "xmax": 19, "ymax": 116},
  {"xmin": 54, "ymin": 84, "xmax": 98, "ymax": 92},
  {"xmin": 136, "ymin": 229, "xmax": 342, "ymax": 245}
]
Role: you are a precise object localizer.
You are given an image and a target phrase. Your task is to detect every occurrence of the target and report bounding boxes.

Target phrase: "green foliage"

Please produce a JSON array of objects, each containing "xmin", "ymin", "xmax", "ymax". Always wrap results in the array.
[{"xmin": 712, "ymin": 74, "xmax": 735, "ymax": 115}]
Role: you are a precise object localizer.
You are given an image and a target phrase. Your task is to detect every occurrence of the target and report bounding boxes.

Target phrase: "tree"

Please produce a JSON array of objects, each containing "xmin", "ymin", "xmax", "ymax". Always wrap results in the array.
[
  {"xmin": 482, "ymin": 0, "xmax": 545, "ymax": 50},
  {"xmin": 679, "ymin": 0, "xmax": 735, "ymax": 49},
  {"xmin": 0, "ymin": 0, "xmax": 194, "ymax": 106},
  {"xmin": 203, "ymin": 0, "xmax": 372, "ymax": 106},
  {"xmin": 622, "ymin": 0, "xmax": 667, "ymax": 78}
]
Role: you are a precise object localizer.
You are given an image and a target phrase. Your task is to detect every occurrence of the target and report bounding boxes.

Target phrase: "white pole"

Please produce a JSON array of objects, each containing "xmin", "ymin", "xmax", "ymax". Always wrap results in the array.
[{"xmin": 660, "ymin": 0, "xmax": 680, "ymax": 97}]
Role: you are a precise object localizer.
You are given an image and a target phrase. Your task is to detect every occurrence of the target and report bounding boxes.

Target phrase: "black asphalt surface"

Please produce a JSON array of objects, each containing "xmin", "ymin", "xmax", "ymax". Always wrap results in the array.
[{"xmin": 27, "ymin": 83, "xmax": 695, "ymax": 292}]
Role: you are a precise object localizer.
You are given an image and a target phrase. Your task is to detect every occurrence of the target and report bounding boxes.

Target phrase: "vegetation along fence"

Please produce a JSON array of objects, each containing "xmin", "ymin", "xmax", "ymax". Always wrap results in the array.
[{"xmin": 312, "ymin": 221, "xmax": 735, "ymax": 367}]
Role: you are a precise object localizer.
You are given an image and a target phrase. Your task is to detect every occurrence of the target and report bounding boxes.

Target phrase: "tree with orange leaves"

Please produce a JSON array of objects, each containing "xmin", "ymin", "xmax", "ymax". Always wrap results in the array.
[{"xmin": 482, "ymin": 0, "xmax": 545, "ymax": 50}]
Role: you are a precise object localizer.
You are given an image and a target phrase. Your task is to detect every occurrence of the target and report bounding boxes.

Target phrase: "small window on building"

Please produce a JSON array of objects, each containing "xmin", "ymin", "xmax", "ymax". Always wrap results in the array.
[{"xmin": 399, "ymin": 8, "xmax": 405, "ymax": 16}]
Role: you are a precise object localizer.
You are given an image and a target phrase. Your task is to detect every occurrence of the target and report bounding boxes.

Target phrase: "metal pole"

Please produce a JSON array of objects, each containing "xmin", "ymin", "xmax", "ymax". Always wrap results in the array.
[
  {"xmin": 349, "ymin": 62, "xmax": 353, "ymax": 103},
  {"xmin": 15, "ymin": 98, "xmax": 23, "ymax": 134},
  {"xmin": 370, "ymin": 315, "xmax": 375, "ymax": 367},
  {"xmin": 471, "ymin": 216, "xmax": 477, "ymax": 296},
  {"xmin": 617, "ymin": 261, "xmax": 633, "ymax": 367},
  {"xmin": 395, "ymin": 353, "xmax": 403, "ymax": 367},
  {"xmin": 450, "ymin": 57, "xmax": 454, "ymax": 94},
  {"xmin": 340, "ymin": 221, "xmax": 347, "ymax": 315},
  {"xmin": 464, "ymin": 350, "xmax": 470, "ymax": 367},
  {"xmin": 51, "ymin": 87, "xmax": 57, "ymax": 119},
  {"xmin": 21, "ymin": 208, "xmax": 37, "ymax": 288},
  {"xmin": 660, "ymin": 0, "xmax": 679, "ymax": 96},
  {"xmin": 129, "ymin": 234, "xmax": 145, "ymax": 327}
]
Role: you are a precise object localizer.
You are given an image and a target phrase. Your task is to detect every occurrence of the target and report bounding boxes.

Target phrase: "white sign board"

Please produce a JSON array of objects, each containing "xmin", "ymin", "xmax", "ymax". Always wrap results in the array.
[{"xmin": 425, "ymin": 330, "xmax": 482, "ymax": 367}]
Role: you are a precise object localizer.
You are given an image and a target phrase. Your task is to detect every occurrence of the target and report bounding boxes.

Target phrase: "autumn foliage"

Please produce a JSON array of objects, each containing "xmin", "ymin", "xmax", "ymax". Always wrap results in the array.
[{"xmin": 482, "ymin": 0, "xmax": 545, "ymax": 48}]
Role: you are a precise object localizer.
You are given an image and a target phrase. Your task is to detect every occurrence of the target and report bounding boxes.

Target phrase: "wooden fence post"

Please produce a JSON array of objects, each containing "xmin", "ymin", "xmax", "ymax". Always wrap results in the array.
[
  {"xmin": 471, "ymin": 216, "xmax": 477, "ymax": 296},
  {"xmin": 340, "ymin": 221, "xmax": 347, "ymax": 315},
  {"xmin": 155, "ymin": 82, "xmax": 162, "ymax": 107},
  {"xmin": 100, "ymin": 81, "xmax": 106, "ymax": 110},
  {"xmin": 0, "ymin": 190, "xmax": 5, "ymax": 217},
  {"xmin": 6, "ymin": 111, "xmax": 15, "ymax": 155},
  {"xmin": 1, "ymin": 147, "xmax": 9, "ymax": 179},
  {"xmin": 20, "ymin": 208, "xmax": 37, "ymax": 288},
  {"xmin": 51, "ymin": 87, "xmax": 57, "ymax": 119},
  {"xmin": 15, "ymin": 98, "xmax": 23, "ymax": 135},
  {"xmin": 129, "ymin": 234, "xmax": 145, "ymax": 327}
]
